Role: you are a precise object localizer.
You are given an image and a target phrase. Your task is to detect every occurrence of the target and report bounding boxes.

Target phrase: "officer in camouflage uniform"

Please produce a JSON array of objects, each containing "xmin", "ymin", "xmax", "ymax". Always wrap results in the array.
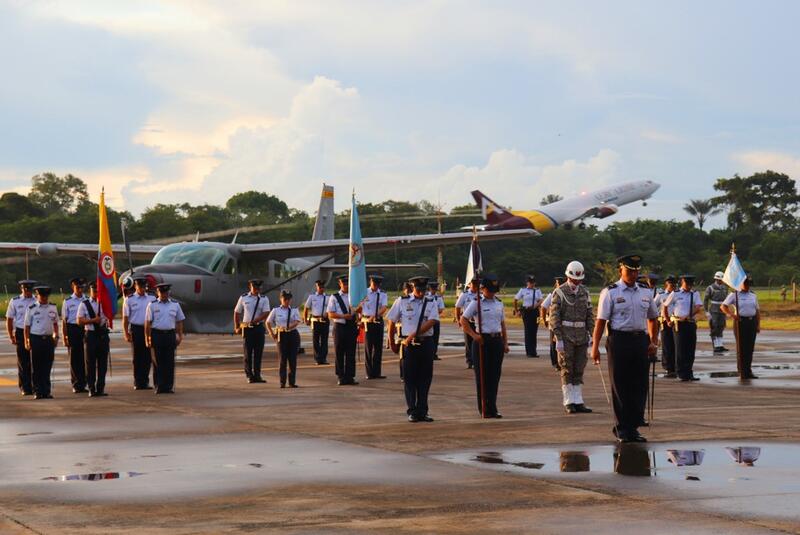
[
  {"xmin": 549, "ymin": 261, "xmax": 594, "ymax": 414},
  {"xmin": 704, "ymin": 271, "xmax": 729, "ymax": 353}
]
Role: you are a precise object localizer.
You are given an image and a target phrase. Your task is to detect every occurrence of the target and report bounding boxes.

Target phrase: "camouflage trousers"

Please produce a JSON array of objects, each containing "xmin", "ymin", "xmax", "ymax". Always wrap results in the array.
[{"xmin": 558, "ymin": 340, "xmax": 589, "ymax": 386}]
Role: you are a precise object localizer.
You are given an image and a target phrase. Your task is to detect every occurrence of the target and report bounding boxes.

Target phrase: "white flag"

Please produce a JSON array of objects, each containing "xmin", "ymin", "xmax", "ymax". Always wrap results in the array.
[{"xmin": 722, "ymin": 252, "xmax": 747, "ymax": 290}]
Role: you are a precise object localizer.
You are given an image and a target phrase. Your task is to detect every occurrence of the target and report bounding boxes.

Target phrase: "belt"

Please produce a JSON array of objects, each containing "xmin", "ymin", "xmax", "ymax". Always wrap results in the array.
[
  {"xmin": 609, "ymin": 329, "xmax": 646, "ymax": 336},
  {"xmin": 311, "ymin": 316, "xmax": 327, "ymax": 323},
  {"xmin": 739, "ymin": 316, "xmax": 756, "ymax": 320},
  {"xmin": 562, "ymin": 321, "xmax": 585, "ymax": 328},
  {"xmin": 710, "ymin": 301, "xmax": 724, "ymax": 305},
  {"xmin": 152, "ymin": 329, "xmax": 175, "ymax": 334},
  {"xmin": 481, "ymin": 332, "xmax": 503, "ymax": 338},
  {"xmin": 672, "ymin": 317, "xmax": 696, "ymax": 323},
  {"xmin": 29, "ymin": 333, "xmax": 54, "ymax": 339}
]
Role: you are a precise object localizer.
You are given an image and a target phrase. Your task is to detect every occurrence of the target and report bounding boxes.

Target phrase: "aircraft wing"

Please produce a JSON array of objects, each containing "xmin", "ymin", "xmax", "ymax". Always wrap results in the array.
[
  {"xmin": 238, "ymin": 229, "xmax": 538, "ymax": 259},
  {"xmin": 0, "ymin": 242, "xmax": 161, "ymax": 259},
  {"xmin": 571, "ymin": 203, "xmax": 619, "ymax": 222}
]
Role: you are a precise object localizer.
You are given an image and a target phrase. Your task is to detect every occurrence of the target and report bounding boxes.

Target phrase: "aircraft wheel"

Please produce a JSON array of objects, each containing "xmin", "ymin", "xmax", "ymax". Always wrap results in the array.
[{"xmin": 578, "ymin": 222, "xmax": 587, "ymax": 230}]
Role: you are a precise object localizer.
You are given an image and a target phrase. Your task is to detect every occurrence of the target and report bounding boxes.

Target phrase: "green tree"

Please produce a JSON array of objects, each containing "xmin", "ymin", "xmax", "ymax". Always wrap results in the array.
[
  {"xmin": 27, "ymin": 173, "xmax": 89, "ymax": 214},
  {"xmin": 540, "ymin": 194, "xmax": 564, "ymax": 206},
  {"xmin": 712, "ymin": 171, "xmax": 800, "ymax": 231},
  {"xmin": 0, "ymin": 192, "xmax": 44, "ymax": 222},
  {"xmin": 683, "ymin": 198, "xmax": 722, "ymax": 230},
  {"xmin": 226, "ymin": 191, "xmax": 290, "ymax": 224}
]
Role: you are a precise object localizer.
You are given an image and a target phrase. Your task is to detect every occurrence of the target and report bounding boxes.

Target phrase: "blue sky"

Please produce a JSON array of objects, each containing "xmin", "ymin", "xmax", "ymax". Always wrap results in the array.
[{"xmin": 1, "ymin": 0, "xmax": 798, "ymax": 228}]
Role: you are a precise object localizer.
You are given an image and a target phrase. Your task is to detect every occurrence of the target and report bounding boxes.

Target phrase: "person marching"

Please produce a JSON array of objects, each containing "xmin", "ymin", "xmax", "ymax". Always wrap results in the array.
[
  {"xmin": 455, "ymin": 277, "xmax": 479, "ymax": 369},
  {"xmin": 541, "ymin": 276, "xmax": 566, "ymax": 369},
  {"xmin": 357, "ymin": 274, "xmax": 388, "ymax": 379},
  {"xmin": 655, "ymin": 275, "xmax": 678, "ymax": 378},
  {"xmin": 549, "ymin": 261, "xmax": 594, "ymax": 414},
  {"xmin": 77, "ymin": 282, "xmax": 110, "ymax": 397},
  {"xmin": 591, "ymin": 255, "xmax": 659, "ymax": 443},
  {"xmin": 62, "ymin": 277, "xmax": 88, "ymax": 393},
  {"xmin": 6, "ymin": 279, "xmax": 37, "ymax": 396},
  {"xmin": 426, "ymin": 281, "xmax": 446, "ymax": 360},
  {"xmin": 23, "ymin": 286, "xmax": 60, "ymax": 400},
  {"xmin": 387, "ymin": 276, "xmax": 439, "ymax": 422},
  {"xmin": 704, "ymin": 272, "xmax": 730, "ymax": 353},
  {"xmin": 327, "ymin": 275, "xmax": 359, "ymax": 385},
  {"xmin": 145, "ymin": 283, "xmax": 185, "ymax": 394},
  {"xmin": 662, "ymin": 274, "xmax": 704, "ymax": 381},
  {"xmin": 461, "ymin": 274, "xmax": 509, "ymax": 419},
  {"xmin": 122, "ymin": 276, "xmax": 157, "ymax": 389},
  {"xmin": 303, "ymin": 280, "xmax": 330, "ymax": 365},
  {"xmin": 721, "ymin": 275, "xmax": 760, "ymax": 380},
  {"xmin": 388, "ymin": 281, "xmax": 413, "ymax": 380},
  {"xmin": 514, "ymin": 275, "xmax": 543, "ymax": 357},
  {"xmin": 234, "ymin": 279, "xmax": 271, "ymax": 384},
  {"xmin": 267, "ymin": 290, "xmax": 302, "ymax": 388}
]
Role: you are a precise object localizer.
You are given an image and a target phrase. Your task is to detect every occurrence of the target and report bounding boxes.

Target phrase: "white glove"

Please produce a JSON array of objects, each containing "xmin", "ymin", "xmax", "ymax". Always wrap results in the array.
[{"xmin": 555, "ymin": 340, "xmax": 564, "ymax": 353}]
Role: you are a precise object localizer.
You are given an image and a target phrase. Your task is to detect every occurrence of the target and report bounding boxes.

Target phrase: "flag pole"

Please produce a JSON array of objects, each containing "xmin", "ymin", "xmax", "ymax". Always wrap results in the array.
[
  {"xmin": 732, "ymin": 243, "xmax": 741, "ymax": 376},
  {"xmin": 473, "ymin": 226, "xmax": 487, "ymax": 418}
]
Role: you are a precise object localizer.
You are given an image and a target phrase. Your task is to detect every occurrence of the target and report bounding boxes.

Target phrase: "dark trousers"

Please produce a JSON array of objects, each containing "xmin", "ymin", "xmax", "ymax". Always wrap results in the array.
[
  {"xmin": 403, "ymin": 337, "xmax": 434, "ymax": 418},
  {"xmin": 311, "ymin": 320, "xmax": 329, "ymax": 363},
  {"xmin": 432, "ymin": 321, "xmax": 441, "ymax": 358},
  {"xmin": 736, "ymin": 317, "xmax": 757, "ymax": 377},
  {"xmin": 364, "ymin": 321, "xmax": 384, "ymax": 377},
  {"xmin": 334, "ymin": 322, "xmax": 357, "ymax": 380},
  {"xmin": 463, "ymin": 321, "xmax": 475, "ymax": 365},
  {"xmin": 472, "ymin": 335, "xmax": 505, "ymax": 416},
  {"xmin": 243, "ymin": 324, "xmax": 265, "ymax": 379},
  {"xmin": 278, "ymin": 330, "xmax": 300, "ymax": 385},
  {"xmin": 151, "ymin": 330, "xmax": 176, "ymax": 393},
  {"xmin": 66, "ymin": 324, "xmax": 86, "ymax": 390},
  {"xmin": 130, "ymin": 324, "xmax": 152, "ymax": 388},
  {"xmin": 15, "ymin": 328, "xmax": 33, "ymax": 394},
  {"xmin": 549, "ymin": 331, "xmax": 558, "ymax": 368},
  {"xmin": 85, "ymin": 330, "xmax": 109, "ymax": 393},
  {"xmin": 521, "ymin": 308, "xmax": 539, "ymax": 356},
  {"xmin": 673, "ymin": 322, "xmax": 697, "ymax": 379},
  {"xmin": 30, "ymin": 335, "xmax": 55, "ymax": 396},
  {"xmin": 660, "ymin": 325, "xmax": 676, "ymax": 372},
  {"xmin": 606, "ymin": 330, "xmax": 649, "ymax": 435}
]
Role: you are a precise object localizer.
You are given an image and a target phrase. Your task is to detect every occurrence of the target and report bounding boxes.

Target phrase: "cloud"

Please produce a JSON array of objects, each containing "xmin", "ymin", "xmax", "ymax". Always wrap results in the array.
[
  {"xmin": 733, "ymin": 150, "xmax": 800, "ymax": 179},
  {"xmin": 640, "ymin": 129, "xmax": 683, "ymax": 144}
]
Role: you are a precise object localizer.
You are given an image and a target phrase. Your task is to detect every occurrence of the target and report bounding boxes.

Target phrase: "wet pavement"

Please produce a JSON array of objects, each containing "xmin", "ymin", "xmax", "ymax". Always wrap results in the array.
[{"xmin": 1, "ymin": 324, "xmax": 799, "ymax": 533}]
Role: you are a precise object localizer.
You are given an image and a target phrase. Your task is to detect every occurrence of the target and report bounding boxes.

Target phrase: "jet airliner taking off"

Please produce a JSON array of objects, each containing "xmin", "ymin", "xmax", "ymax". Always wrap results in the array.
[{"xmin": 471, "ymin": 179, "xmax": 661, "ymax": 231}]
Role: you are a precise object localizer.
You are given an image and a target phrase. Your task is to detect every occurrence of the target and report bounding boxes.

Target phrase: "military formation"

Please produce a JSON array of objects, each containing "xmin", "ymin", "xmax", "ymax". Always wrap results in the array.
[{"xmin": 4, "ymin": 255, "xmax": 761, "ymax": 443}]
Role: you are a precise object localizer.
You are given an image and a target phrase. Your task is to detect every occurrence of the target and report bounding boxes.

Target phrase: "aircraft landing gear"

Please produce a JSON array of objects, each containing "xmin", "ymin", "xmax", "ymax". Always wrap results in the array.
[
  {"xmin": 642, "ymin": 201, "xmax": 648, "ymax": 206},
  {"xmin": 578, "ymin": 221, "xmax": 587, "ymax": 230}
]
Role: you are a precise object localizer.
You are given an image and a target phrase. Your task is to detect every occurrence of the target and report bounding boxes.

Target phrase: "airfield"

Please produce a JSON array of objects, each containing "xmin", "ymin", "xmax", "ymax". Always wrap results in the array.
[{"xmin": 2, "ymin": 323, "xmax": 800, "ymax": 534}]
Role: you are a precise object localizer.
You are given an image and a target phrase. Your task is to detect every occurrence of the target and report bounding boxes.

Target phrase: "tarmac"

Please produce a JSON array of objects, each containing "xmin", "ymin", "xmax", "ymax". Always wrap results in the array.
[{"xmin": 1, "ymin": 323, "xmax": 799, "ymax": 534}]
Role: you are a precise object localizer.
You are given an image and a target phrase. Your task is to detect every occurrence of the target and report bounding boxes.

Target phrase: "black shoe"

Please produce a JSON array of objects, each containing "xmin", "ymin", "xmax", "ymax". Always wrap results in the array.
[
  {"xmin": 89, "ymin": 390, "xmax": 97, "ymax": 397},
  {"xmin": 745, "ymin": 373, "xmax": 759, "ymax": 379},
  {"xmin": 374, "ymin": 375, "xmax": 387, "ymax": 379},
  {"xmin": 720, "ymin": 346, "xmax": 730, "ymax": 352},
  {"xmin": 280, "ymin": 384, "xmax": 286, "ymax": 389},
  {"xmin": 21, "ymin": 391, "xmax": 33, "ymax": 396},
  {"xmin": 253, "ymin": 377, "xmax": 266, "ymax": 383},
  {"xmin": 408, "ymin": 415, "xmax": 420, "ymax": 422},
  {"xmin": 631, "ymin": 433, "xmax": 648, "ymax": 443},
  {"xmin": 663, "ymin": 372, "xmax": 677, "ymax": 378},
  {"xmin": 492, "ymin": 413, "xmax": 503, "ymax": 419},
  {"xmin": 528, "ymin": 354, "xmax": 540, "ymax": 358},
  {"xmin": 44, "ymin": 394, "xmax": 54, "ymax": 399},
  {"xmin": 565, "ymin": 404, "xmax": 577, "ymax": 414},
  {"xmin": 73, "ymin": 387, "xmax": 88, "ymax": 394},
  {"xmin": 337, "ymin": 379, "xmax": 346, "ymax": 386},
  {"xmin": 639, "ymin": 420, "xmax": 650, "ymax": 427},
  {"xmin": 134, "ymin": 385, "xmax": 153, "ymax": 390},
  {"xmin": 420, "ymin": 415, "xmax": 434, "ymax": 422},
  {"xmin": 248, "ymin": 378, "xmax": 256, "ymax": 384},
  {"xmin": 155, "ymin": 389, "xmax": 174, "ymax": 394},
  {"xmin": 467, "ymin": 363, "xmax": 473, "ymax": 369},
  {"xmin": 320, "ymin": 360, "xmax": 329, "ymax": 365},
  {"xmin": 289, "ymin": 384, "xmax": 298, "ymax": 388},
  {"xmin": 680, "ymin": 376, "xmax": 700, "ymax": 382},
  {"xmin": 33, "ymin": 394, "xmax": 43, "ymax": 400},
  {"xmin": 574, "ymin": 404, "xmax": 593, "ymax": 413},
  {"xmin": 351, "ymin": 380, "xmax": 359, "ymax": 385},
  {"xmin": 433, "ymin": 356, "xmax": 441, "ymax": 360},
  {"xmin": 713, "ymin": 347, "xmax": 724, "ymax": 354}
]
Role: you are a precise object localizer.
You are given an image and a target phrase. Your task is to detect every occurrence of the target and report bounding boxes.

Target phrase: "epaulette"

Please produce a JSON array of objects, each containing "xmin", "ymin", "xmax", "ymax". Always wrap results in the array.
[
  {"xmin": 400, "ymin": 295, "xmax": 410, "ymax": 299},
  {"xmin": 637, "ymin": 282, "xmax": 648, "ymax": 289},
  {"xmin": 241, "ymin": 292, "xmax": 248, "ymax": 297},
  {"xmin": 11, "ymin": 296, "xmax": 19, "ymax": 300},
  {"xmin": 29, "ymin": 303, "xmax": 36, "ymax": 309},
  {"xmin": 607, "ymin": 283, "xmax": 618, "ymax": 289}
]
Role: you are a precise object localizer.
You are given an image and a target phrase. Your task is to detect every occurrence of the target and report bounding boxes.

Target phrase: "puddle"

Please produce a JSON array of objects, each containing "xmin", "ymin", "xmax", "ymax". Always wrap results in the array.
[
  {"xmin": 16, "ymin": 431, "xmax": 54, "ymax": 437},
  {"xmin": 43, "ymin": 472, "xmax": 145, "ymax": 482}
]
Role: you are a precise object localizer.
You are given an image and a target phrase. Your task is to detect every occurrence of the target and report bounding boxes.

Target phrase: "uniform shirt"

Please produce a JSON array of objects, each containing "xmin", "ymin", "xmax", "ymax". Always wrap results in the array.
[
  {"xmin": 386, "ymin": 295, "xmax": 439, "ymax": 337},
  {"xmin": 426, "ymin": 292, "xmax": 446, "ymax": 312},
  {"xmin": 145, "ymin": 299, "xmax": 186, "ymax": 330},
  {"xmin": 704, "ymin": 282, "xmax": 729, "ymax": 313},
  {"xmin": 387, "ymin": 295, "xmax": 409, "ymax": 334},
  {"xmin": 24, "ymin": 302, "xmax": 60, "ymax": 336},
  {"xmin": 123, "ymin": 292, "xmax": 157, "ymax": 326},
  {"xmin": 541, "ymin": 292, "xmax": 554, "ymax": 310},
  {"xmin": 514, "ymin": 287, "xmax": 542, "ymax": 308},
  {"xmin": 304, "ymin": 293, "xmax": 329, "ymax": 317},
  {"xmin": 6, "ymin": 294, "xmax": 36, "ymax": 330},
  {"xmin": 77, "ymin": 298, "xmax": 108, "ymax": 332},
  {"xmin": 662, "ymin": 288, "xmax": 702, "ymax": 319},
  {"xmin": 361, "ymin": 289, "xmax": 389, "ymax": 319},
  {"xmin": 597, "ymin": 280, "xmax": 659, "ymax": 332},
  {"xmin": 455, "ymin": 289, "xmax": 477, "ymax": 311},
  {"xmin": 267, "ymin": 306, "xmax": 302, "ymax": 330},
  {"xmin": 722, "ymin": 291, "xmax": 759, "ymax": 318},
  {"xmin": 61, "ymin": 293, "xmax": 84, "ymax": 325},
  {"xmin": 462, "ymin": 297, "xmax": 505, "ymax": 334},
  {"xmin": 234, "ymin": 293, "xmax": 270, "ymax": 324},
  {"xmin": 326, "ymin": 291, "xmax": 352, "ymax": 324},
  {"xmin": 654, "ymin": 290, "xmax": 676, "ymax": 316}
]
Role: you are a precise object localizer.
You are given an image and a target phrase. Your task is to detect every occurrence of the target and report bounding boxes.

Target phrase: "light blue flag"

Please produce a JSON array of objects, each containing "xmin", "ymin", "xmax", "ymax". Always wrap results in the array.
[
  {"xmin": 348, "ymin": 193, "xmax": 368, "ymax": 308},
  {"xmin": 722, "ymin": 251, "xmax": 747, "ymax": 290}
]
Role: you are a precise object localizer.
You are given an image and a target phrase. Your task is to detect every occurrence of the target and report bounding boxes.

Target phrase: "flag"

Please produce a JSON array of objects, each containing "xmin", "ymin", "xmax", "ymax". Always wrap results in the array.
[
  {"xmin": 348, "ymin": 192, "xmax": 367, "ymax": 309},
  {"xmin": 464, "ymin": 230, "xmax": 482, "ymax": 286},
  {"xmin": 97, "ymin": 188, "xmax": 118, "ymax": 327},
  {"xmin": 722, "ymin": 250, "xmax": 747, "ymax": 291}
]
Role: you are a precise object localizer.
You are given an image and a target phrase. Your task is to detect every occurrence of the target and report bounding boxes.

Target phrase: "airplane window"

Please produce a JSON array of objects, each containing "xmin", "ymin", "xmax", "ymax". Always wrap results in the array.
[
  {"xmin": 152, "ymin": 243, "xmax": 226, "ymax": 272},
  {"xmin": 223, "ymin": 259, "xmax": 236, "ymax": 275}
]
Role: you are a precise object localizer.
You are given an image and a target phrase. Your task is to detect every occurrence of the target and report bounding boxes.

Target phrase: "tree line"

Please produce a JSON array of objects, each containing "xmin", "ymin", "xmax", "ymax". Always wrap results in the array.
[{"xmin": 1, "ymin": 171, "xmax": 798, "ymax": 291}]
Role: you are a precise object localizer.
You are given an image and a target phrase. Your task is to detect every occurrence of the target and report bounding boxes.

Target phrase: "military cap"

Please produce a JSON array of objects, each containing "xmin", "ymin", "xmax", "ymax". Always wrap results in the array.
[
  {"xmin": 714, "ymin": 271, "xmax": 725, "ymax": 280},
  {"xmin": 469, "ymin": 275, "xmax": 480, "ymax": 283},
  {"xmin": 617, "ymin": 254, "xmax": 642, "ymax": 270},
  {"xmin": 133, "ymin": 276, "xmax": 149, "ymax": 285},
  {"xmin": 70, "ymin": 277, "xmax": 87, "ymax": 286},
  {"xmin": 554, "ymin": 276, "xmax": 565, "ymax": 284},
  {"xmin": 121, "ymin": 277, "xmax": 134, "ymax": 291},
  {"xmin": 646, "ymin": 273, "xmax": 660, "ymax": 281},
  {"xmin": 247, "ymin": 278, "xmax": 263, "ymax": 287},
  {"xmin": 480, "ymin": 273, "xmax": 500, "ymax": 292},
  {"xmin": 744, "ymin": 273, "xmax": 753, "ymax": 283},
  {"xmin": 408, "ymin": 276, "xmax": 429, "ymax": 288},
  {"xmin": 428, "ymin": 280, "xmax": 440, "ymax": 289},
  {"xmin": 337, "ymin": 275, "xmax": 349, "ymax": 283},
  {"xmin": 33, "ymin": 285, "xmax": 52, "ymax": 295},
  {"xmin": 314, "ymin": 279, "xmax": 325, "ymax": 286},
  {"xmin": 87, "ymin": 280, "xmax": 98, "ymax": 289},
  {"xmin": 679, "ymin": 274, "xmax": 696, "ymax": 282},
  {"xmin": 664, "ymin": 274, "xmax": 677, "ymax": 283},
  {"xmin": 155, "ymin": 283, "xmax": 172, "ymax": 291},
  {"xmin": 280, "ymin": 289, "xmax": 293, "ymax": 299},
  {"xmin": 18, "ymin": 279, "xmax": 37, "ymax": 288},
  {"xmin": 368, "ymin": 274, "xmax": 384, "ymax": 282},
  {"xmin": 526, "ymin": 275, "xmax": 536, "ymax": 283}
]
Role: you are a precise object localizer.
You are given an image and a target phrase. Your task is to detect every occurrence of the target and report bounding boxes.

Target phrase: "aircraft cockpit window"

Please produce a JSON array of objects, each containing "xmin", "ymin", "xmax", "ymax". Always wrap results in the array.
[
  {"xmin": 151, "ymin": 243, "xmax": 227, "ymax": 273},
  {"xmin": 222, "ymin": 259, "xmax": 236, "ymax": 275}
]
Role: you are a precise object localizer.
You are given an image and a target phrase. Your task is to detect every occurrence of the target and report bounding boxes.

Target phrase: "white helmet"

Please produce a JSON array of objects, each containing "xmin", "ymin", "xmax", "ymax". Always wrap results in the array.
[
  {"xmin": 565, "ymin": 260, "xmax": 585, "ymax": 280},
  {"xmin": 714, "ymin": 271, "xmax": 724, "ymax": 280}
]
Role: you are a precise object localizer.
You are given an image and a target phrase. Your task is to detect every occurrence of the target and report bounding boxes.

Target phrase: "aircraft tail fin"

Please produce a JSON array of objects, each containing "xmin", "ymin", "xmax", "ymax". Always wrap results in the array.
[
  {"xmin": 312, "ymin": 184, "xmax": 335, "ymax": 241},
  {"xmin": 470, "ymin": 190, "xmax": 513, "ymax": 225}
]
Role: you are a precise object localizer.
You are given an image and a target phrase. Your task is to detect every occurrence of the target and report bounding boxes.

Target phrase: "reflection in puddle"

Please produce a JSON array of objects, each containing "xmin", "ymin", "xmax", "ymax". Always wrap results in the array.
[
  {"xmin": 666, "ymin": 450, "xmax": 704, "ymax": 467},
  {"xmin": 473, "ymin": 452, "xmax": 544, "ymax": 470},
  {"xmin": 725, "ymin": 447, "xmax": 761, "ymax": 465},
  {"xmin": 614, "ymin": 444, "xmax": 651, "ymax": 477},
  {"xmin": 42, "ymin": 471, "xmax": 144, "ymax": 482},
  {"xmin": 560, "ymin": 451, "xmax": 590, "ymax": 473}
]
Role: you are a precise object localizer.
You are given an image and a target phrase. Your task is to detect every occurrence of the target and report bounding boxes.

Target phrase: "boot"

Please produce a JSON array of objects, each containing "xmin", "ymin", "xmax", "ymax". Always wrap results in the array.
[
  {"xmin": 572, "ymin": 384, "xmax": 592, "ymax": 413},
  {"xmin": 562, "ymin": 385, "xmax": 575, "ymax": 414}
]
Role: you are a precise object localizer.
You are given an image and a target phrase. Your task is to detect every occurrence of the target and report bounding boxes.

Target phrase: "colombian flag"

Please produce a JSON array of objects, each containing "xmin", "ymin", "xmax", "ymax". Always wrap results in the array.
[{"xmin": 97, "ymin": 188, "xmax": 117, "ymax": 327}]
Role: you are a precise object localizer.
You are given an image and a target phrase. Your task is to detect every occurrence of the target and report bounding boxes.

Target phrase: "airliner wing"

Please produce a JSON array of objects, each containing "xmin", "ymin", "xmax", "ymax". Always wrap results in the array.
[{"xmin": 0, "ymin": 242, "xmax": 161, "ymax": 259}]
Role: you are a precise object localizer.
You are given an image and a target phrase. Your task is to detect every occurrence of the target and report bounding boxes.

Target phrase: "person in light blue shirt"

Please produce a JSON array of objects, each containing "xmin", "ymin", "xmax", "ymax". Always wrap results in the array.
[{"xmin": 145, "ymin": 284, "xmax": 185, "ymax": 394}]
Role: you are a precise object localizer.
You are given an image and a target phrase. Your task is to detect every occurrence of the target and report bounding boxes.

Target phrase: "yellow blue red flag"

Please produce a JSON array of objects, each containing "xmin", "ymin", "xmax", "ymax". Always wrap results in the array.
[{"xmin": 97, "ymin": 188, "xmax": 117, "ymax": 326}]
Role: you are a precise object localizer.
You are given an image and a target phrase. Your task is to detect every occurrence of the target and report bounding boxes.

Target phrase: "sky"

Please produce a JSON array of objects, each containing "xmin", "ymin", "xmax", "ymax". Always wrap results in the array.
[{"xmin": 1, "ymin": 0, "xmax": 799, "ymax": 228}]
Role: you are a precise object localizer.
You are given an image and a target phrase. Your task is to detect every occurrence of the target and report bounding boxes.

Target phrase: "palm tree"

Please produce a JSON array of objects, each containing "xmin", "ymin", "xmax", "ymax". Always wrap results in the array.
[{"xmin": 683, "ymin": 199, "xmax": 722, "ymax": 230}]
